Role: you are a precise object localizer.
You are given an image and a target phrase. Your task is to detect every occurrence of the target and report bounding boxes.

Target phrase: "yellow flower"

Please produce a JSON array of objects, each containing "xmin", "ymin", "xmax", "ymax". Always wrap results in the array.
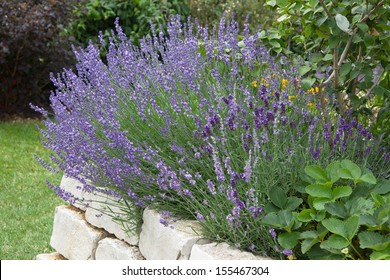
[
  {"xmin": 308, "ymin": 102, "xmax": 315, "ymax": 108},
  {"xmin": 315, "ymin": 86, "xmax": 319, "ymax": 93},
  {"xmin": 252, "ymin": 80, "xmax": 258, "ymax": 88},
  {"xmin": 288, "ymin": 95, "xmax": 298, "ymax": 100},
  {"xmin": 281, "ymin": 78, "xmax": 288, "ymax": 90},
  {"xmin": 260, "ymin": 78, "xmax": 269, "ymax": 87}
]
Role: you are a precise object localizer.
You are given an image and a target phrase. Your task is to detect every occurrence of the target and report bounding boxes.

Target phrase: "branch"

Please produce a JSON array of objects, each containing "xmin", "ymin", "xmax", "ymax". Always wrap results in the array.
[
  {"xmin": 319, "ymin": 0, "xmax": 332, "ymax": 18},
  {"xmin": 322, "ymin": 0, "xmax": 386, "ymax": 86}
]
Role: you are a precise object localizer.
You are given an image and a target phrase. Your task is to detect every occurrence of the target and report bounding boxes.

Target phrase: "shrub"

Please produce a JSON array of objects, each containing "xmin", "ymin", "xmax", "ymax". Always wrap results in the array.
[
  {"xmin": 34, "ymin": 16, "xmax": 389, "ymax": 259},
  {"xmin": 261, "ymin": 0, "xmax": 390, "ymax": 139},
  {"xmin": 0, "ymin": 0, "xmax": 78, "ymax": 119},
  {"xmin": 187, "ymin": 0, "xmax": 276, "ymax": 31},
  {"xmin": 63, "ymin": 0, "xmax": 190, "ymax": 47}
]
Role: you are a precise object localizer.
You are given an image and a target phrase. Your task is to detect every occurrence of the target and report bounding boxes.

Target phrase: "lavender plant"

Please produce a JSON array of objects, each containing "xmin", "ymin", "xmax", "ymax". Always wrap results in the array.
[{"xmin": 34, "ymin": 15, "xmax": 389, "ymax": 259}]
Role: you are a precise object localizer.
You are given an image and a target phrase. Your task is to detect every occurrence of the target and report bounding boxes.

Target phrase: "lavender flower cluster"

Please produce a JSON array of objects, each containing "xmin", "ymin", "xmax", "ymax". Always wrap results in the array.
[{"xmin": 34, "ymin": 15, "xmax": 389, "ymax": 258}]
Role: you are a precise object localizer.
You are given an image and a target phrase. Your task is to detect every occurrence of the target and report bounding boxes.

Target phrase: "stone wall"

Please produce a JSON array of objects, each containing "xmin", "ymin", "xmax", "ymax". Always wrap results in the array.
[{"xmin": 36, "ymin": 176, "xmax": 271, "ymax": 260}]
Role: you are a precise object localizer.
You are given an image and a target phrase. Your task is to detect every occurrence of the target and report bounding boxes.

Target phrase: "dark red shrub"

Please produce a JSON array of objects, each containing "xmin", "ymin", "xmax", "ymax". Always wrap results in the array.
[{"xmin": 0, "ymin": 0, "xmax": 78, "ymax": 119}]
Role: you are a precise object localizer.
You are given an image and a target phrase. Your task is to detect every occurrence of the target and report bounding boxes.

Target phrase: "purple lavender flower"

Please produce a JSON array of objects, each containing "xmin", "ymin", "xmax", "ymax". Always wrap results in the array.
[
  {"xmin": 269, "ymin": 228, "xmax": 277, "ymax": 238},
  {"xmin": 196, "ymin": 211, "xmax": 205, "ymax": 222},
  {"xmin": 206, "ymin": 179, "xmax": 217, "ymax": 195},
  {"xmin": 282, "ymin": 249, "xmax": 293, "ymax": 257},
  {"xmin": 226, "ymin": 214, "xmax": 234, "ymax": 227}
]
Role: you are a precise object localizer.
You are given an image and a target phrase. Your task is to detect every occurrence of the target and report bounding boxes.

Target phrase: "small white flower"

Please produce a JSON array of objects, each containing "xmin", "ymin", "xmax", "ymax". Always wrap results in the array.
[{"xmin": 341, "ymin": 248, "xmax": 349, "ymax": 254}]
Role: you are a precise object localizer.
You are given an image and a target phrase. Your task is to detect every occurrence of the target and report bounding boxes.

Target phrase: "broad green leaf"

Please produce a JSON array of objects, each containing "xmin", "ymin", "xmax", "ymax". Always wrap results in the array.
[
  {"xmin": 335, "ymin": 14, "xmax": 350, "ymax": 32},
  {"xmin": 269, "ymin": 187, "xmax": 287, "ymax": 209},
  {"xmin": 326, "ymin": 161, "xmax": 341, "ymax": 182},
  {"xmin": 300, "ymin": 230, "xmax": 318, "ymax": 239},
  {"xmin": 262, "ymin": 210, "xmax": 300, "ymax": 231},
  {"xmin": 359, "ymin": 172, "xmax": 377, "ymax": 185},
  {"xmin": 313, "ymin": 198, "xmax": 331, "ymax": 210},
  {"xmin": 278, "ymin": 232, "xmax": 301, "ymax": 249},
  {"xmin": 344, "ymin": 216, "xmax": 360, "ymax": 240},
  {"xmin": 298, "ymin": 65, "xmax": 312, "ymax": 76},
  {"xmin": 297, "ymin": 209, "xmax": 315, "ymax": 222},
  {"xmin": 370, "ymin": 245, "xmax": 390, "ymax": 260},
  {"xmin": 344, "ymin": 197, "xmax": 374, "ymax": 217},
  {"xmin": 306, "ymin": 184, "xmax": 332, "ymax": 199},
  {"xmin": 301, "ymin": 77, "xmax": 316, "ymax": 91},
  {"xmin": 321, "ymin": 234, "xmax": 349, "ymax": 250},
  {"xmin": 340, "ymin": 160, "xmax": 361, "ymax": 179},
  {"xmin": 275, "ymin": 0, "xmax": 288, "ymax": 7},
  {"xmin": 359, "ymin": 231, "xmax": 390, "ymax": 251},
  {"xmin": 285, "ymin": 197, "xmax": 303, "ymax": 211},
  {"xmin": 322, "ymin": 53, "xmax": 333, "ymax": 61},
  {"xmin": 304, "ymin": 165, "xmax": 329, "ymax": 183},
  {"xmin": 356, "ymin": 22, "xmax": 369, "ymax": 33},
  {"xmin": 324, "ymin": 202, "xmax": 347, "ymax": 218},
  {"xmin": 332, "ymin": 186, "xmax": 352, "ymax": 200},
  {"xmin": 322, "ymin": 217, "xmax": 346, "ymax": 238},
  {"xmin": 373, "ymin": 179, "xmax": 390, "ymax": 194},
  {"xmin": 307, "ymin": 244, "xmax": 343, "ymax": 260},
  {"xmin": 339, "ymin": 62, "xmax": 352, "ymax": 78}
]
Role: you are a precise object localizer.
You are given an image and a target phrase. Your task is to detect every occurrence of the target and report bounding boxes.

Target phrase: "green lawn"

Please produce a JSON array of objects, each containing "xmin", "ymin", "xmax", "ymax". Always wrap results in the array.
[{"xmin": 0, "ymin": 120, "xmax": 63, "ymax": 260}]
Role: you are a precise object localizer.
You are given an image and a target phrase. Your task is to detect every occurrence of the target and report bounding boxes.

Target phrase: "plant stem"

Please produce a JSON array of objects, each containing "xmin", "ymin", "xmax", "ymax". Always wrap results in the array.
[{"xmin": 350, "ymin": 242, "xmax": 364, "ymax": 259}]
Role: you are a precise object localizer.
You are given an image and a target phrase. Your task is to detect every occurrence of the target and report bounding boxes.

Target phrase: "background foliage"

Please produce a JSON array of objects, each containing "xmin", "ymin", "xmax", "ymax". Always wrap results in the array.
[{"xmin": 261, "ymin": 0, "xmax": 390, "ymax": 144}]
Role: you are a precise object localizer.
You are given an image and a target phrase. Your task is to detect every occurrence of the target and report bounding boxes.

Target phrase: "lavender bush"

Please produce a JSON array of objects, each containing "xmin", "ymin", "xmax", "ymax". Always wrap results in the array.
[{"xmin": 34, "ymin": 16, "xmax": 389, "ymax": 259}]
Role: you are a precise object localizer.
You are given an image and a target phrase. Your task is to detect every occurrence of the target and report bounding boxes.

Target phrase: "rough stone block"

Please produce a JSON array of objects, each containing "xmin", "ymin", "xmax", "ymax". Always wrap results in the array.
[
  {"xmin": 95, "ymin": 238, "xmax": 142, "ymax": 260},
  {"xmin": 139, "ymin": 208, "xmax": 202, "ymax": 260},
  {"xmin": 190, "ymin": 242, "xmax": 272, "ymax": 260},
  {"xmin": 84, "ymin": 194, "xmax": 139, "ymax": 246},
  {"xmin": 50, "ymin": 205, "xmax": 107, "ymax": 260},
  {"xmin": 60, "ymin": 175, "xmax": 139, "ymax": 245},
  {"xmin": 59, "ymin": 176, "xmax": 93, "ymax": 211},
  {"xmin": 35, "ymin": 252, "xmax": 66, "ymax": 260}
]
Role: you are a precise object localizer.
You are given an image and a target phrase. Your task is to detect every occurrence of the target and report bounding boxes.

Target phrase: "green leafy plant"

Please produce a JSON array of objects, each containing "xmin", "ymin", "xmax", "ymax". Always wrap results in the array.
[
  {"xmin": 64, "ymin": 0, "xmax": 190, "ymax": 47},
  {"xmin": 263, "ymin": 159, "xmax": 390, "ymax": 259},
  {"xmin": 261, "ymin": 0, "xmax": 390, "ymax": 133}
]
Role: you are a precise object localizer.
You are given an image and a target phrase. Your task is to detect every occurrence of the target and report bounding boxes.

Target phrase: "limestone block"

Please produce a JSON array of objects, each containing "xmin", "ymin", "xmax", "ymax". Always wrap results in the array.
[
  {"xmin": 35, "ymin": 252, "xmax": 66, "ymax": 260},
  {"xmin": 59, "ymin": 175, "xmax": 94, "ymax": 211},
  {"xmin": 139, "ymin": 208, "xmax": 202, "ymax": 260},
  {"xmin": 50, "ymin": 205, "xmax": 107, "ymax": 260},
  {"xmin": 190, "ymin": 242, "xmax": 272, "ymax": 260},
  {"xmin": 84, "ymin": 194, "xmax": 139, "ymax": 246},
  {"xmin": 95, "ymin": 238, "xmax": 142, "ymax": 260},
  {"xmin": 60, "ymin": 175, "xmax": 139, "ymax": 245}
]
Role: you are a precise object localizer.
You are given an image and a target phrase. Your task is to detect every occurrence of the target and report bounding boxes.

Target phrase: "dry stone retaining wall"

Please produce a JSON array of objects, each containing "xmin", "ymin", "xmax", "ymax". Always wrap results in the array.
[{"xmin": 36, "ymin": 176, "xmax": 271, "ymax": 260}]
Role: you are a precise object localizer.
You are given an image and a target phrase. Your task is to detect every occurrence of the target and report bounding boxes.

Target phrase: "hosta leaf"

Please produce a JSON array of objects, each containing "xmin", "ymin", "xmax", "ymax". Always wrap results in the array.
[
  {"xmin": 359, "ymin": 231, "xmax": 390, "ymax": 251},
  {"xmin": 278, "ymin": 232, "xmax": 301, "ymax": 249},
  {"xmin": 332, "ymin": 186, "xmax": 352, "ymax": 200},
  {"xmin": 306, "ymin": 184, "xmax": 332, "ymax": 198},
  {"xmin": 321, "ymin": 234, "xmax": 350, "ymax": 250},
  {"xmin": 335, "ymin": 14, "xmax": 350, "ymax": 32}
]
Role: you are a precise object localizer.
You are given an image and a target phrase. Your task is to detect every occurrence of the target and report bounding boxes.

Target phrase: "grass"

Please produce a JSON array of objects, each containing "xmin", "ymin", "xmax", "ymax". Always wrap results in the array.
[{"xmin": 0, "ymin": 120, "xmax": 63, "ymax": 260}]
